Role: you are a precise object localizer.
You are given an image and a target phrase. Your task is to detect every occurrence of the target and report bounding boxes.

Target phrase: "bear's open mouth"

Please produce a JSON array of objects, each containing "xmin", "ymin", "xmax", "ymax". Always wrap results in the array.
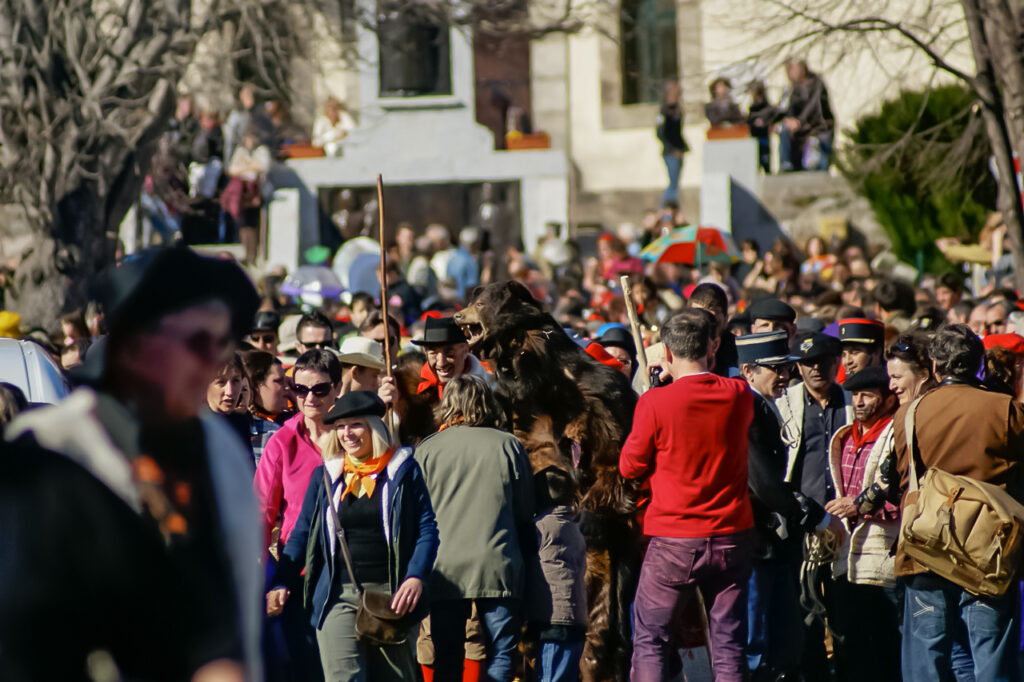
[{"xmin": 459, "ymin": 322, "xmax": 485, "ymax": 347}]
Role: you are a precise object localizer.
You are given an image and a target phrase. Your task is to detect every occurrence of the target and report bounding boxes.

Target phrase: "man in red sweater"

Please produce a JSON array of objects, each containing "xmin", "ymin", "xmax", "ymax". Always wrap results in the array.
[{"xmin": 621, "ymin": 308, "xmax": 755, "ymax": 682}]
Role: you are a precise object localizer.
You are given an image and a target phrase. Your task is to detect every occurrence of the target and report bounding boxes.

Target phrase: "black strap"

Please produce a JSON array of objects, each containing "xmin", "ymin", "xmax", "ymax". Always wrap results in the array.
[{"xmin": 321, "ymin": 465, "xmax": 364, "ymax": 594}]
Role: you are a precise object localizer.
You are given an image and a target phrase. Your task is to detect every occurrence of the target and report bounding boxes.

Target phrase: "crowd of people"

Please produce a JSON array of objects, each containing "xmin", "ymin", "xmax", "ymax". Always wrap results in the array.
[
  {"xmin": 659, "ymin": 56, "xmax": 834, "ymax": 200},
  {"xmin": 138, "ymin": 85, "xmax": 357, "ymax": 263},
  {"xmin": 1, "ymin": 204, "xmax": 1024, "ymax": 682}
]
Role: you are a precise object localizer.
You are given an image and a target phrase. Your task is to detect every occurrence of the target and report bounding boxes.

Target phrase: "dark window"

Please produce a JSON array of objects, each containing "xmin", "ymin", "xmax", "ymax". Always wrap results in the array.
[
  {"xmin": 377, "ymin": 2, "xmax": 452, "ymax": 97},
  {"xmin": 621, "ymin": 0, "xmax": 679, "ymax": 105}
]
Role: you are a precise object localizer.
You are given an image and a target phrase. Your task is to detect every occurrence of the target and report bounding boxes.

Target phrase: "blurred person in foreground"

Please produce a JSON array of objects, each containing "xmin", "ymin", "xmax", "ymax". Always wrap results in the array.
[{"xmin": 3, "ymin": 247, "xmax": 263, "ymax": 681}]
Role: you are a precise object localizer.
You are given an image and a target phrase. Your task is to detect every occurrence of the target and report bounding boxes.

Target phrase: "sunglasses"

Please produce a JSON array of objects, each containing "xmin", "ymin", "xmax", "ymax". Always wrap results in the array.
[
  {"xmin": 251, "ymin": 333, "xmax": 277, "ymax": 344},
  {"xmin": 300, "ymin": 340, "xmax": 333, "ymax": 350},
  {"xmin": 292, "ymin": 381, "xmax": 334, "ymax": 398}
]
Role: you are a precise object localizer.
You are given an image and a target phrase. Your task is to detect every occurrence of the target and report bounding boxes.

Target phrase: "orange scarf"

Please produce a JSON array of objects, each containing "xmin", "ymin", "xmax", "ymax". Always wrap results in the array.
[{"xmin": 341, "ymin": 447, "xmax": 396, "ymax": 500}]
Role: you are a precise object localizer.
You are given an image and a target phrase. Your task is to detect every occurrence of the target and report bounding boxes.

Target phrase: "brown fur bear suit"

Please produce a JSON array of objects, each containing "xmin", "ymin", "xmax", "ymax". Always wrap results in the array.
[{"xmin": 454, "ymin": 281, "xmax": 641, "ymax": 682}]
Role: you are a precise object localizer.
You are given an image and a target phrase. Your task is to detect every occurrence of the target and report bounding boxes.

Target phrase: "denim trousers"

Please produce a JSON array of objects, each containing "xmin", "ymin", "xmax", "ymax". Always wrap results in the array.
[
  {"xmin": 631, "ymin": 530, "xmax": 754, "ymax": 682},
  {"xmin": 662, "ymin": 153, "xmax": 682, "ymax": 207},
  {"xmin": 538, "ymin": 639, "xmax": 584, "ymax": 682},
  {"xmin": 902, "ymin": 572, "xmax": 1020, "ymax": 682},
  {"xmin": 778, "ymin": 128, "xmax": 832, "ymax": 171},
  {"xmin": 431, "ymin": 598, "xmax": 521, "ymax": 682}
]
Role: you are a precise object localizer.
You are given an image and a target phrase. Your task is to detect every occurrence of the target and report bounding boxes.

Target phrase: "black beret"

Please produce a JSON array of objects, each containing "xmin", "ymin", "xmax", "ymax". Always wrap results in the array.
[
  {"xmin": 324, "ymin": 390, "xmax": 387, "ymax": 424},
  {"xmin": 747, "ymin": 298, "xmax": 796, "ymax": 323},
  {"xmin": 843, "ymin": 365, "xmax": 890, "ymax": 392},
  {"xmin": 791, "ymin": 332, "xmax": 841, "ymax": 361}
]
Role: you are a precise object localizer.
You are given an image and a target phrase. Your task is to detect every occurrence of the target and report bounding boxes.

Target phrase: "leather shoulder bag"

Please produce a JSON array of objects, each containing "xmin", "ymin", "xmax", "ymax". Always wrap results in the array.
[{"xmin": 899, "ymin": 397, "xmax": 1024, "ymax": 596}]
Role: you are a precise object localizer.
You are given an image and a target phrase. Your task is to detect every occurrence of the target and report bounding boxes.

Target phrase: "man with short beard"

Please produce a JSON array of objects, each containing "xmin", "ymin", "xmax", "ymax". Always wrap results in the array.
[
  {"xmin": 737, "ymin": 331, "xmax": 842, "ymax": 681},
  {"xmin": 823, "ymin": 366, "xmax": 900, "ymax": 682},
  {"xmin": 775, "ymin": 331, "xmax": 852, "ymax": 681}
]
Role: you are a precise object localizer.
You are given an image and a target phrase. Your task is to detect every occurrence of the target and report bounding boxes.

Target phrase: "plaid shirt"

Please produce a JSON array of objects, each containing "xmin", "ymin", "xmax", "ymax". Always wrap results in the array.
[
  {"xmin": 250, "ymin": 416, "xmax": 282, "ymax": 468},
  {"xmin": 840, "ymin": 420, "xmax": 898, "ymax": 521}
]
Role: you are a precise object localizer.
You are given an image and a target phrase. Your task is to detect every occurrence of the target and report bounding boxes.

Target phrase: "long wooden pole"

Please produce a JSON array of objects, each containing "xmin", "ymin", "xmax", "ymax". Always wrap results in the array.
[
  {"xmin": 377, "ymin": 174, "xmax": 392, "ymax": 377},
  {"xmin": 620, "ymin": 275, "xmax": 650, "ymax": 392},
  {"xmin": 377, "ymin": 174, "xmax": 398, "ymax": 435}
]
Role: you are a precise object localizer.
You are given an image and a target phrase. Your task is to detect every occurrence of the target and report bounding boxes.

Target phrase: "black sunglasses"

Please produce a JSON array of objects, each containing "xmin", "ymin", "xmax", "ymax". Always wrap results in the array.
[
  {"xmin": 251, "ymin": 333, "xmax": 277, "ymax": 344},
  {"xmin": 300, "ymin": 341, "xmax": 333, "ymax": 350},
  {"xmin": 292, "ymin": 381, "xmax": 333, "ymax": 398}
]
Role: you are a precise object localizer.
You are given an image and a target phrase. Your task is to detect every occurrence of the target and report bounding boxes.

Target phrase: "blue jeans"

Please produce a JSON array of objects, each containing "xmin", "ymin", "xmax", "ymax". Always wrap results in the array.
[
  {"xmin": 431, "ymin": 598, "xmax": 520, "ymax": 682},
  {"xmin": 662, "ymin": 153, "xmax": 682, "ymax": 206},
  {"xmin": 902, "ymin": 573, "xmax": 1020, "ymax": 682},
  {"xmin": 747, "ymin": 559, "xmax": 803, "ymax": 675},
  {"xmin": 778, "ymin": 127, "xmax": 832, "ymax": 171},
  {"xmin": 631, "ymin": 531, "xmax": 754, "ymax": 682},
  {"xmin": 538, "ymin": 639, "xmax": 583, "ymax": 682}
]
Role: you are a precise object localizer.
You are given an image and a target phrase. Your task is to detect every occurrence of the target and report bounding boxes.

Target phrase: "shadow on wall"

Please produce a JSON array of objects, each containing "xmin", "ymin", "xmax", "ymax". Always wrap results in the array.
[{"xmin": 730, "ymin": 183, "xmax": 787, "ymax": 250}]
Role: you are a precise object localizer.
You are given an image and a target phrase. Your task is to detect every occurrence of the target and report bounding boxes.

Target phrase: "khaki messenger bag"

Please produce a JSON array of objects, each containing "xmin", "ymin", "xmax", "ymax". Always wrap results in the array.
[{"xmin": 899, "ymin": 396, "xmax": 1024, "ymax": 597}]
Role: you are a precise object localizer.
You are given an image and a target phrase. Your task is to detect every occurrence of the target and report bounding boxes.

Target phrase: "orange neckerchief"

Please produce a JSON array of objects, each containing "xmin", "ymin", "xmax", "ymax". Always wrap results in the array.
[
  {"xmin": 417, "ymin": 359, "xmax": 470, "ymax": 400},
  {"xmin": 341, "ymin": 447, "xmax": 396, "ymax": 500},
  {"xmin": 437, "ymin": 416, "xmax": 465, "ymax": 432}
]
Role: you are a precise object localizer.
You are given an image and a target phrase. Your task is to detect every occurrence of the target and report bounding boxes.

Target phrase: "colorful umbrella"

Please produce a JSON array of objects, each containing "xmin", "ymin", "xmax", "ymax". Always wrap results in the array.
[{"xmin": 640, "ymin": 225, "xmax": 740, "ymax": 266}]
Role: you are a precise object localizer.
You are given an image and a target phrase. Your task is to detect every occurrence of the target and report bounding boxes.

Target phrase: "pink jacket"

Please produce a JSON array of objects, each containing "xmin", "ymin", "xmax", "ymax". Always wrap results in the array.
[{"xmin": 254, "ymin": 413, "xmax": 324, "ymax": 550}]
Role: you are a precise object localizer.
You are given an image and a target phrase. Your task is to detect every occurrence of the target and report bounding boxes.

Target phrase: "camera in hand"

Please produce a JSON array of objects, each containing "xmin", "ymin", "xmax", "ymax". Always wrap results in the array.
[{"xmin": 650, "ymin": 367, "xmax": 672, "ymax": 388}]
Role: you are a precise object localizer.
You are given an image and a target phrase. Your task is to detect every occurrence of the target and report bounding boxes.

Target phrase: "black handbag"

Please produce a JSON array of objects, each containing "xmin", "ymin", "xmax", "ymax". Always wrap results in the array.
[{"xmin": 321, "ymin": 466, "xmax": 414, "ymax": 645}]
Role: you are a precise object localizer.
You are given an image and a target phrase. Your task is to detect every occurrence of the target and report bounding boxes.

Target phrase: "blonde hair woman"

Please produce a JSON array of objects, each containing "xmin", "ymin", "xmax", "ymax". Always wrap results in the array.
[{"xmin": 267, "ymin": 391, "xmax": 438, "ymax": 682}]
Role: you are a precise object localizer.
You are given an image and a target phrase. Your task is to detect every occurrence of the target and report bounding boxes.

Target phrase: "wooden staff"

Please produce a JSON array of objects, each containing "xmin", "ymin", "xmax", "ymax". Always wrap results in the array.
[
  {"xmin": 377, "ymin": 174, "xmax": 398, "ymax": 434},
  {"xmin": 620, "ymin": 275, "xmax": 651, "ymax": 392},
  {"xmin": 377, "ymin": 173, "xmax": 392, "ymax": 377}
]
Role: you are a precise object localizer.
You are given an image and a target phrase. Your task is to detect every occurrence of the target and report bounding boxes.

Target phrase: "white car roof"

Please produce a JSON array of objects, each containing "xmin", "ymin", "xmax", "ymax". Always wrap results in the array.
[{"xmin": 0, "ymin": 338, "xmax": 71, "ymax": 405}]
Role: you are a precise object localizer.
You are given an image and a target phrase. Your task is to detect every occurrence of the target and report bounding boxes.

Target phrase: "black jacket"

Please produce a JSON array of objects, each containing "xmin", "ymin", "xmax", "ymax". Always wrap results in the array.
[
  {"xmin": 747, "ymin": 391, "xmax": 827, "ymax": 559},
  {"xmin": 0, "ymin": 442, "xmax": 197, "ymax": 681}
]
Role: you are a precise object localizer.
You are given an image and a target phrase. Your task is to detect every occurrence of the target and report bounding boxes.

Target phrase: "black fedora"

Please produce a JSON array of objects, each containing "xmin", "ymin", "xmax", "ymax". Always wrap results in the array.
[{"xmin": 411, "ymin": 316, "xmax": 468, "ymax": 346}]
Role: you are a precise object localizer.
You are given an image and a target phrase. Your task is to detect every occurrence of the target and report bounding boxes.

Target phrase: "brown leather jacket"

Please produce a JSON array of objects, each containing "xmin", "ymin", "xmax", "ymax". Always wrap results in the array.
[{"xmin": 893, "ymin": 382, "xmax": 1024, "ymax": 576}]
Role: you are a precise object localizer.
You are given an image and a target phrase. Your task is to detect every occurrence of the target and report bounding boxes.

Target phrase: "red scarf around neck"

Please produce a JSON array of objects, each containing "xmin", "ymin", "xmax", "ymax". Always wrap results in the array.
[
  {"xmin": 417, "ymin": 358, "xmax": 470, "ymax": 400},
  {"xmin": 851, "ymin": 410, "xmax": 894, "ymax": 451}
]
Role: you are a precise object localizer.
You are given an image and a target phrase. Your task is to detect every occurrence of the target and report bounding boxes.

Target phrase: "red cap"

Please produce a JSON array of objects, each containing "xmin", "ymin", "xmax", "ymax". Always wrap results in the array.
[
  {"xmin": 585, "ymin": 342, "xmax": 624, "ymax": 370},
  {"xmin": 984, "ymin": 333, "xmax": 1024, "ymax": 355}
]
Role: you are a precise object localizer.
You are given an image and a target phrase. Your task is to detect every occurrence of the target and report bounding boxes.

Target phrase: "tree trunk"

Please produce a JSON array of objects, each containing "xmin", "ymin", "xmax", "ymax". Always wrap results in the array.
[
  {"xmin": 962, "ymin": 0, "xmax": 1024, "ymax": 291},
  {"xmin": 8, "ymin": 164, "xmax": 146, "ymax": 332}
]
